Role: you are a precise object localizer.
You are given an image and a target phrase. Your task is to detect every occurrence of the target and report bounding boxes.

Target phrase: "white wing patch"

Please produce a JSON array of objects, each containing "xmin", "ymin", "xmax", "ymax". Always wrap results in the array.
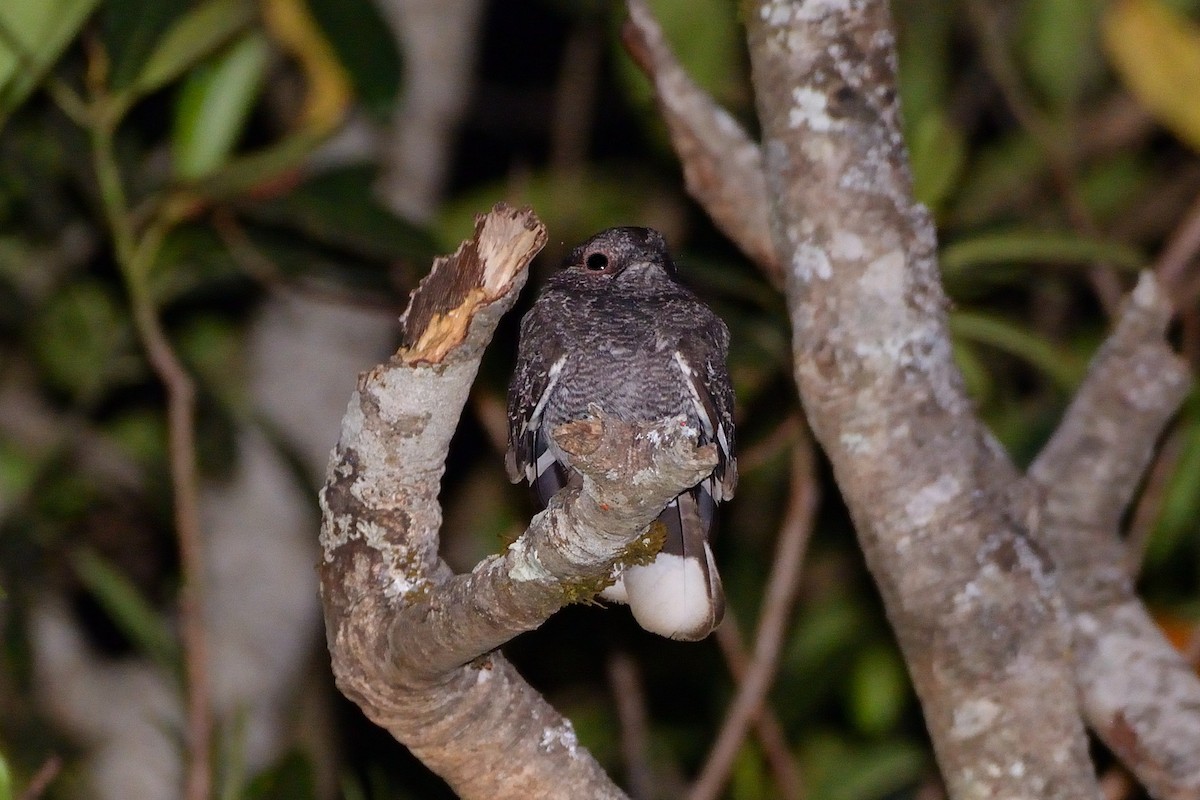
[
  {"xmin": 531, "ymin": 447, "xmax": 558, "ymax": 483},
  {"xmin": 673, "ymin": 351, "xmax": 714, "ymax": 438},
  {"xmin": 674, "ymin": 351, "xmax": 731, "ymax": 502},
  {"xmin": 523, "ymin": 355, "xmax": 567, "ymax": 435}
]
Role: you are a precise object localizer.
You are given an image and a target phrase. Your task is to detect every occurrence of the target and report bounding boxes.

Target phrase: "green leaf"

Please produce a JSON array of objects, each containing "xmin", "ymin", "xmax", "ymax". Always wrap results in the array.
[
  {"xmin": 243, "ymin": 164, "xmax": 439, "ymax": 262},
  {"xmin": 1103, "ymin": 0, "xmax": 1200, "ymax": 151},
  {"xmin": 949, "ymin": 311, "xmax": 1085, "ymax": 391},
  {"xmin": 30, "ymin": 280, "xmax": 134, "ymax": 402},
  {"xmin": 70, "ymin": 549, "xmax": 180, "ymax": 672},
  {"xmin": 306, "ymin": 0, "xmax": 402, "ymax": 120},
  {"xmin": 0, "ymin": 748, "xmax": 11, "ymax": 800},
  {"xmin": 0, "ymin": 0, "xmax": 100, "ymax": 127},
  {"xmin": 128, "ymin": 0, "xmax": 255, "ymax": 99},
  {"xmin": 188, "ymin": 128, "xmax": 327, "ymax": 199},
  {"xmin": 952, "ymin": 338, "xmax": 994, "ymax": 403},
  {"xmin": 812, "ymin": 739, "xmax": 927, "ymax": 800},
  {"xmin": 172, "ymin": 31, "xmax": 270, "ymax": 180},
  {"xmin": 615, "ymin": 0, "xmax": 746, "ymax": 113},
  {"xmin": 243, "ymin": 751, "xmax": 317, "ymax": 800},
  {"xmin": 941, "ymin": 230, "xmax": 1146, "ymax": 275},
  {"xmin": 909, "ymin": 113, "xmax": 966, "ymax": 212},
  {"xmin": 1019, "ymin": 0, "xmax": 1103, "ymax": 110},
  {"xmin": 103, "ymin": 0, "xmax": 190, "ymax": 90},
  {"xmin": 177, "ymin": 317, "xmax": 245, "ymax": 408},
  {"xmin": 0, "ymin": 437, "xmax": 38, "ymax": 508},
  {"xmin": 897, "ymin": 0, "xmax": 954, "ymax": 132},
  {"xmin": 729, "ymin": 741, "xmax": 770, "ymax": 800},
  {"xmin": 951, "ymin": 135, "xmax": 1045, "ymax": 227},
  {"xmin": 847, "ymin": 644, "xmax": 910, "ymax": 737},
  {"xmin": 101, "ymin": 410, "xmax": 167, "ymax": 468},
  {"xmin": 1079, "ymin": 153, "xmax": 1154, "ymax": 223}
]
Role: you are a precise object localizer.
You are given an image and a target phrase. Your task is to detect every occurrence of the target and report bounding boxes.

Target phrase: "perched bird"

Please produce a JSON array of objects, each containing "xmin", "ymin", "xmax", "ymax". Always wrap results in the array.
[{"xmin": 506, "ymin": 226, "xmax": 737, "ymax": 640}]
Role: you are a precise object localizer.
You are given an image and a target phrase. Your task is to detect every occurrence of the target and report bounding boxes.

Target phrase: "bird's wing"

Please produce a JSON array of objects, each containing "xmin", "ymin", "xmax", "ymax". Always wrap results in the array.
[
  {"xmin": 673, "ymin": 314, "xmax": 737, "ymax": 501},
  {"xmin": 506, "ymin": 305, "xmax": 569, "ymax": 503}
]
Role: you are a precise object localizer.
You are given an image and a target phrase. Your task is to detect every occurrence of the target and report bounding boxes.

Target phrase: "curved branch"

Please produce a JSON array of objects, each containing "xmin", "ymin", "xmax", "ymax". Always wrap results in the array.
[
  {"xmin": 622, "ymin": 0, "xmax": 781, "ymax": 285},
  {"xmin": 318, "ymin": 203, "xmax": 717, "ymax": 799},
  {"xmin": 1029, "ymin": 274, "xmax": 1200, "ymax": 800}
]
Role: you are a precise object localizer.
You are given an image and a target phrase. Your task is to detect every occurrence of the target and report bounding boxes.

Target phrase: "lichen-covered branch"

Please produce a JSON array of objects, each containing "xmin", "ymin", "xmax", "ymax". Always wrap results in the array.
[
  {"xmin": 318, "ymin": 203, "xmax": 717, "ymax": 799},
  {"xmin": 625, "ymin": 1, "xmax": 1199, "ymax": 796},
  {"xmin": 744, "ymin": 2, "xmax": 1099, "ymax": 797},
  {"xmin": 1029, "ymin": 274, "xmax": 1199, "ymax": 800}
]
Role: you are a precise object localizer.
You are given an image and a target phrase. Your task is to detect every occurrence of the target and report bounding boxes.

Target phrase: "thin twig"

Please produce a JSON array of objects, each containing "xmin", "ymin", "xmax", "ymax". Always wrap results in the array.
[
  {"xmin": 688, "ymin": 434, "xmax": 819, "ymax": 800},
  {"xmin": 1156, "ymin": 190, "xmax": 1200, "ymax": 308},
  {"xmin": 17, "ymin": 754, "xmax": 62, "ymax": 800},
  {"xmin": 88, "ymin": 109, "xmax": 212, "ymax": 800},
  {"xmin": 607, "ymin": 651, "xmax": 657, "ymax": 800},
  {"xmin": 1099, "ymin": 767, "xmax": 1137, "ymax": 800},
  {"xmin": 713, "ymin": 615, "xmax": 804, "ymax": 800}
]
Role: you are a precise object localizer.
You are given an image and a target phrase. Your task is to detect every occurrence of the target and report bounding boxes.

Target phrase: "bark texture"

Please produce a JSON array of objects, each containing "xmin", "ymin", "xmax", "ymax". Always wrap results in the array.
[
  {"xmin": 1028, "ymin": 275, "xmax": 1199, "ymax": 800},
  {"xmin": 319, "ymin": 204, "xmax": 718, "ymax": 799},
  {"xmin": 744, "ymin": 2, "xmax": 1100, "ymax": 797}
]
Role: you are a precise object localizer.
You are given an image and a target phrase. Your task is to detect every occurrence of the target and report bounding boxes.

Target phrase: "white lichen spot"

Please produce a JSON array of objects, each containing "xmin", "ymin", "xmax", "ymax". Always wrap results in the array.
[
  {"xmin": 839, "ymin": 431, "xmax": 872, "ymax": 454},
  {"xmin": 789, "ymin": 87, "xmax": 833, "ymax": 132},
  {"xmin": 385, "ymin": 571, "xmax": 417, "ymax": 599},
  {"xmin": 952, "ymin": 580, "xmax": 982, "ymax": 614},
  {"xmin": 1009, "ymin": 761, "xmax": 1026, "ymax": 778},
  {"xmin": 1131, "ymin": 271, "xmax": 1160, "ymax": 309},
  {"xmin": 356, "ymin": 518, "xmax": 389, "ymax": 545},
  {"xmin": 952, "ymin": 697, "xmax": 1001, "ymax": 740},
  {"xmin": 540, "ymin": 720, "xmax": 579, "ymax": 755},
  {"xmin": 507, "ymin": 537, "xmax": 552, "ymax": 582},
  {"xmin": 904, "ymin": 474, "xmax": 961, "ymax": 527},
  {"xmin": 792, "ymin": 242, "xmax": 833, "ymax": 281},
  {"xmin": 830, "ymin": 231, "xmax": 866, "ymax": 262},
  {"xmin": 860, "ymin": 249, "xmax": 906, "ymax": 299},
  {"xmin": 759, "ymin": 1, "xmax": 792, "ymax": 26},
  {"xmin": 1074, "ymin": 611, "xmax": 1100, "ymax": 637}
]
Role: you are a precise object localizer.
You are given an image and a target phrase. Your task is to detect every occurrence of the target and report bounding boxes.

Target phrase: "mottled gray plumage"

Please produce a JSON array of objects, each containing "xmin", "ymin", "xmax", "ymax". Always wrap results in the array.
[{"xmin": 506, "ymin": 226, "xmax": 737, "ymax": 640}]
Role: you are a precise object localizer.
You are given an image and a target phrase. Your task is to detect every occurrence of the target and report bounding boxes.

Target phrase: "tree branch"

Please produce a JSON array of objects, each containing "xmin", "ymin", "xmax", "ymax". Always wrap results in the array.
[
  {"xmin": 690, "ymin": 435, "xmax": 817, "ymax": 800},
  {"xmin": 1028, "ymin": 274, "xmax": 1200, "ymax": 800},
  {"xmin": 622, "ymin": 0, "xmax": 782, "ymax": 286},
  {"xmin": 624, "ymin": 1, "xmax": 1200, "ymax": 796},
  {"xmin": 318, "ymin": 203, "xmax": 717, "ymax": 799},
  {"xmin": 743, "ymin": 2, "xmax": 1099, "ymax": 797}
]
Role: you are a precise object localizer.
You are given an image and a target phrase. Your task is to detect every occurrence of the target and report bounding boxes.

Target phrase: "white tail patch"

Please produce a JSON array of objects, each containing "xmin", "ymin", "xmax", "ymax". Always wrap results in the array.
[
  {"xmin": 622, "ymin": 544, "xmax": 721, "ymax": 640},
  {"xmin": 598, "ymin": 576, "xmax": 628, "ymax": 604}
]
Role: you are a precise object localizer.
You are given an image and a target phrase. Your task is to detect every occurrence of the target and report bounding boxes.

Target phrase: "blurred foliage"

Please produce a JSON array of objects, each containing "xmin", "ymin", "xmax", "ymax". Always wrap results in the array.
[{"xmin": 0, "ymin": 0, "xmax": 1198, "ymax": 799}]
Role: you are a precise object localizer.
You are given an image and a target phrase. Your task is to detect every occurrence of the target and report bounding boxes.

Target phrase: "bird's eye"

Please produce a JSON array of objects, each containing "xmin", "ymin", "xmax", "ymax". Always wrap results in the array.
[{"xmin": 585, "ymin": 252, "xmax": 609, "ymax": 271}]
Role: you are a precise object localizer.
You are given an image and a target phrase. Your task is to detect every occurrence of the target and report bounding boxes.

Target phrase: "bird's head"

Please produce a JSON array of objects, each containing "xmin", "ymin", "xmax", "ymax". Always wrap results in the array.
[{"xmin": 559, "ymin": 226, "xmax": 678, "ymax": 290}]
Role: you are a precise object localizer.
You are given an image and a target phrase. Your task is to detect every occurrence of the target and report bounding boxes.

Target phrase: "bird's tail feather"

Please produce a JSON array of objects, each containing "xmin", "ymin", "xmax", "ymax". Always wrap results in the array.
[{"xmin": 622, "ymin": 485, "xmax": 724, "ymax": 640}]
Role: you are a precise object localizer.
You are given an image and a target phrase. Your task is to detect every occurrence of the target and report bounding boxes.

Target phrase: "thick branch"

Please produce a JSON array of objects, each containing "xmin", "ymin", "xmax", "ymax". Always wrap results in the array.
[
  {"xmin": 744, "ymin": 3, "xmax": 1098, "ymax": 798},
  {"xmin": 1029, "ymin": 274, "xmax": 1199, "ymax": 800},
  {"xmin": 389, "ymin": 414, "xmax": 716, "ymax": 679},
  {"xmin": 622, "ymin": 0, "xmax": 782, "ymax": 285},
  {"xmin": 319, "ymin": 204, "xmax": 717, "ymax": 799},
  {"xmin": 626, "ymin": 1, "xmax": 1200, "ymax": 795}
]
